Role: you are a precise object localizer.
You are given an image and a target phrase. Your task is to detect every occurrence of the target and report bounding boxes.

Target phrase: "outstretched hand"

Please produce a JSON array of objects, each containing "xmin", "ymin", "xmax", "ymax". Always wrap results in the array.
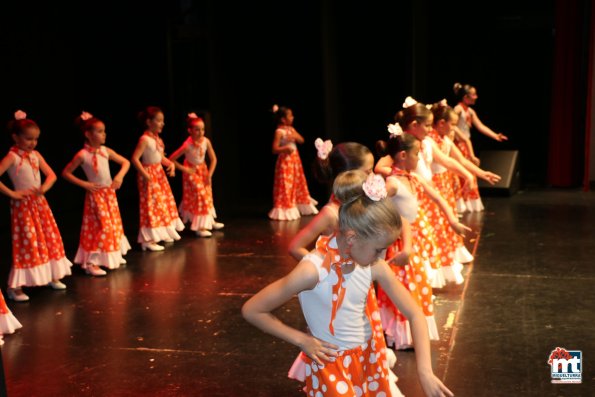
[
  {"xmin": 495, "ymin": 132, "xmax": 508, "ymax": 142},
  {"xmin": 300, "ymin": 335, "xmax": 339, "ymax": 366},
  {"xmin": 419, "ymin": 371, "xmax": 454, "ymax": 397}
]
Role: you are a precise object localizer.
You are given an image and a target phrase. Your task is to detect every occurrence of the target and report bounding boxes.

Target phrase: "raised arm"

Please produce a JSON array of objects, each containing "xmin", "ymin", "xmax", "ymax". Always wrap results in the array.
[
  {"xmin": 449, "ymin": 143, "xmax": 500, "ymax": 185},
  {"xmin": 241, "ymin": 259, "xmax": 339, "ymax": 365},
  {"xmin": 373, "ymin": 261, "xmax": 454, "ymax": 397},
  {"xmin": 430, "ymin": 140, "xmax": 475, "ymax": 190},
  {"xmin": 374, "ymin": 155, "xmax": 394, "ymax": 178},
  {"xmin": 470, "ymin": 108, "xmax": 508, "ymax": 142}
]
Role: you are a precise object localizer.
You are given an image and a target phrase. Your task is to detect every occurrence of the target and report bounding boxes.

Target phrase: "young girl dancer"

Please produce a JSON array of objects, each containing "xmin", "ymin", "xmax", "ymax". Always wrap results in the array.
[
  {"xmin": 62, "ymin": 111, "xmax": 131, "ymax": 276},
  {"xmin": 0, "ymin": 110, "xmax": 73, "ymax": 301},
  {"xmin": 169, "ymin": 113, "xmax": 224, "ymax": 237},
  {"xmin": 377, "ymin": 129, "xmax": 470, "ymax": 350},
  {"xmin": 268, "ymin": 105, "xmax": 318, "ymax": 220},
  {"xmin": 453, "ymin": 83, "xmax": 508, "ymax": 212},
  {"xmin": 244, "ymin": 170, "xmax": 453, "ymax": 397},
  {"xmin": 131, "ymin": 106, "xmax": 184, "ymax": 251}
]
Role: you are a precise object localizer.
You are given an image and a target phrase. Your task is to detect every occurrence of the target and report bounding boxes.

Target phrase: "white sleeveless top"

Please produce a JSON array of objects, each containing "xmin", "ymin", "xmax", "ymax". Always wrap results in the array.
[
  {"xmin": 278, "ymin": 127, "xmax": 297, "ymax": 151},
  {"xmin": 388, "ymin": 177, "xmax": 418, "ymax": 223},
  {"xmin": 183, "ymin": 138, "xmax": 207, "ymax": 165},
  {"xmin": 430, "ymin": 136, "xmax": 453, "ymax": 175},
  {"xmin": 6, "ymin": 150, "xmax": 41, "ymax": 190},
  {"xmin": 79, "ymin": 146, "xmax": 112, "ymax": 187},
  {"xmin": 298, "ymin": 238, "xmax": 372, "ymax": 350},
  {"xmin": 140, "ymin": 135, "xmax": 163, "ymax": 165},
  {"xmin": 414, "ymin": 138, "xmax": 434, "ymax": 182},
  {"xmin": 457, "ymin": 106, "xmax": 471, "ymax": 139}
]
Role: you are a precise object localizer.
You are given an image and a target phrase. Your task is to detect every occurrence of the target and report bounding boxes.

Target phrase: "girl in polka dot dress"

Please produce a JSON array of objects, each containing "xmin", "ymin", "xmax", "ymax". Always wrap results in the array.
[
  {"xmin": 131, "ymin": 106, "xmax": 185, "ymax": 251},
  {"xmin": 376, "ymin": 130, "xmax": 470, "ymax": 350},
  {"xmin": 0, "ymin": 110, "xmax": 73, "ymax": 302},
  {"xmin": 169, "ymin": 113, "xmax": 224, "ymax": 238},
  {"xmin": 62, "ymin": 111, "xmax": 132, "ymax": 276},
  {"xmin": 452, "ymin": 83, "xmax": 508, "ymax": 212},
  {"xmin": 244, "ymin": 170, "xmax": 453, "ymax": 397},
  {"xmin": 268, "ymin": 105, "xmax": 318, "ymax": 221}
]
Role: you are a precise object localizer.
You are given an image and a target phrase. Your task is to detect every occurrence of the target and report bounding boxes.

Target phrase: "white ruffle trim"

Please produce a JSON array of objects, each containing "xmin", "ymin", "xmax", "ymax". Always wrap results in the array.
[
  {"xmin": 381, "ymin": 309, "xmax": 440, "ymax": 349},
  {"xmin": 287, "ymin": 347, "xmax": 405, "ymax": 397},
  {"xmin": 8, "ymin": 257, "xmax": 73, "ymax": 288},
  {"xmin": 297, "ymin": 197, "xmax": 319, "ymax": 216},
  {"xmin": 268, "ymin": 207, "xmax": 301, "ymax": 221},
  {"xmin": 180, "ymin": 207, "xmax": 218, "ymax": 231},
  {"xmin": 455, "ymin": 244, "xmax": 474, "ymax": 263},
  {"xmin": 456, "ymin": 198, "xmax": 467, "ymax": 213},
  {"xmin": 0, "ymin": 311, "xmax": 23, "ymax": 335},
  {"xmin": 465, "ymin": 198, "xmax": 484, "ymax": 212},
  {"xmin": 138, "ymin": 218, "xmax": 185, "ymax": 243},
  {"xmin": 425, "ymin": 261, "xmax": 446, "ymax": 289},
  {"xmin": 75, "ymin": 236, "xmax": 131, "ymax": 269},
  {"xmin": 442, "ymin": 261, "xmax": 465, "ymax": 285}
]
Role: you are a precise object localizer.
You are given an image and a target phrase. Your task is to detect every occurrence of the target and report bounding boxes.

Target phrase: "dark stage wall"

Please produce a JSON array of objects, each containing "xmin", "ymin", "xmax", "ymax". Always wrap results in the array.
[{"xmin": 0, "ymin": 0, "xmax": 580, "ymax": 231}]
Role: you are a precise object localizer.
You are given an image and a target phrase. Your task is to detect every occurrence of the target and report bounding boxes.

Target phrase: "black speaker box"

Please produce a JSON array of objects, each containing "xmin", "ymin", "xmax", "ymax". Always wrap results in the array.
[{"xmin": 476, "ymin": 150, "xmax": 520, "ymax": 196}]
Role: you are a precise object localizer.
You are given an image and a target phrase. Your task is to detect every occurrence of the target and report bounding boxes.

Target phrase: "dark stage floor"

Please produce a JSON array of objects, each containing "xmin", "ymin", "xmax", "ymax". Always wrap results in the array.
[{"xmin": 1, "ymin": 189, "xmax": 594, "ymax": 396}]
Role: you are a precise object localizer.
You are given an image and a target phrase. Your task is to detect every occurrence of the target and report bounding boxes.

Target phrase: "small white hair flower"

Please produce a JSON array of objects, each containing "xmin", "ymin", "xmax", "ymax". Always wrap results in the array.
[
  {"xmin": 314, "ymin": 138, "xmax": 333, "ymax": 160},
  {"xmin": 387, "ymin": 123, "xmax": 403, "ymax": 138},
  {"xmin": 402, "ymin": 96, "xmax": 418, "ymax": 108},
  {"xmin": 439, "ymin": 98, "xmax": 448, "ymax": 107},
  {"xmin": 187, "ymin": 112, "xmax": 199, "ymax": 119},
  {"xmin": 80, "ymin": 111, "xmax": 93, "ymax": 121},
  {"xmin": 272, "ymin": 104, "xmax": 279, "ymax": 113},
  {"xmin": 362, "ymin": 173, "xmax": 387, "ymax": 201},
  {"xmin": 14, "ymin": 110, "xmax": 27, "ymax": 120}
]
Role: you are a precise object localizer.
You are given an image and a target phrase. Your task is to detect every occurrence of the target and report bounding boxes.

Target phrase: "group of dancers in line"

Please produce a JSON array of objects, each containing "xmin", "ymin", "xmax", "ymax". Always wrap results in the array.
[
  {"xmin": 248, "ymin": 84, "xmax": 507, "ymax": 396},
  {"xmin": 0, "ymin": 106, "xmax": 224, "ymax": 342}
]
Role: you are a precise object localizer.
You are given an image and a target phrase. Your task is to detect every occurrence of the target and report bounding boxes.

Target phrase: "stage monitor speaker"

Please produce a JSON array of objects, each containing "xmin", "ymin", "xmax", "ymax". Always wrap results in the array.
[{"xmin": 476, "ymin": 150, "xmax": 520, "ymax": 196}]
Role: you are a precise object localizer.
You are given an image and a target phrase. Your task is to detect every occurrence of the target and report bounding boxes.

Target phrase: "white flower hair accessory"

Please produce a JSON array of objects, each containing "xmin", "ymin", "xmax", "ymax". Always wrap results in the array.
[
  {"xmin": 272, "ymin": 104, "xmax": 279, "ymax": 113},
  {"xmin": 402, "ymin": 96, "xmax": 418, "ymax": 108},
  {"xmin": 362, "ymin": 173, "xmax": 387, "ymax": 201},
  {"xmin": 314, "ymin": 138, "xmax": 333, "ymax": 160},
  {"xmin": 80, "ymin": 111, "xmax": 93, "ymax": 121},
  {"xmin": 439, "ymin": 98, "xmax": 448, "ymax": 106},
  {"xmin": 387, "ymin": 123, "xmax": 403, "ymax": 138},
  {"xmin": 14, "ymin": 110, "xmax": 27, "ymax": 120},
  {"xmin": 187, "ymin": 112, "xmax": 199, "ymax": 119},
  {"xmin": 425, "ymin": 104, "xmax": 433, "ymax": 109}
]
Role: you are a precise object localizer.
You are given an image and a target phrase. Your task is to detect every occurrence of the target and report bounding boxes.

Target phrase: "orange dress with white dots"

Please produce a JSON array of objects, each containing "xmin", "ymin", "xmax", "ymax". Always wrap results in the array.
[
  {"xmin": 73, "ymin": 145, "xmax": 131, "ymax": 269},
  {"xmin": 0, "ymin": 288, "xmax": 22, "ymax": 341},
  {"xmin": 177, "ymin": 137, "xmax": 219, "ymax": 231},
  {"xmin": 268, "ymin": 127, "xmax": 318, "ymax": 220},
  {"xmin": 455, "ymin": 103, "xmax": 484, "ymax": 212},
  {"xmin": 427, "ymin": 131, "xmax": 464, "ymax": 284},
  {"xmin": 296, "ymin": 235, "xmax": 402, "ymax": 397},
  {"xmin": 5, "ymin": 147, "xmax": 73, "ymax": 288},
  {"xmin": 136, "ymin": 133, "xmax": 185, "ymax": 243},
  {"xmin": 376, "ymin": 169, "xmax": 439, "ymax": 348}
]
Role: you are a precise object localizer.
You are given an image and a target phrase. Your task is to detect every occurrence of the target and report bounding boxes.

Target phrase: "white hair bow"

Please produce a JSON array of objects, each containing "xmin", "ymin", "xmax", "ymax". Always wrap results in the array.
[
  {"xmin": 188, "ymin": 112, "xmax": 199, "ymax": 119},
  {"xmin": 387, "ymin": 123, "xmax": 403, "ymax": 137},
  {"xmin": 271, "ymin": 104, "xmax": 279, "ymax": 113},
  {"xmin": 314, "ymin": 138, "xmax": 333, "ymax": 160},
  {"xmin": 81, "ymin": 111, "xmax": 93, "ymax": 121},
  {"xmin": 14, "ymin": 110, "xmax": 27, "ymax": 120},
  {"xmin": 439, "ymin": 98, "xmax": 448, "ymax": 106},
  {"xmin": 402, "ymin": 96, "xmax": 418, "ymax": 108},
  {"xmin": 362, "ymin": 173, "xmax": 387, "ymax": 201}
]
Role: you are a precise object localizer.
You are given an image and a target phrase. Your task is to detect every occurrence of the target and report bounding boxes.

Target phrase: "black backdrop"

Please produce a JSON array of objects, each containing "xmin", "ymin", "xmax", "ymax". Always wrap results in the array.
[{"xmin": 0, "ymin": 0, "xmax": 559, "ymax": 245}]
